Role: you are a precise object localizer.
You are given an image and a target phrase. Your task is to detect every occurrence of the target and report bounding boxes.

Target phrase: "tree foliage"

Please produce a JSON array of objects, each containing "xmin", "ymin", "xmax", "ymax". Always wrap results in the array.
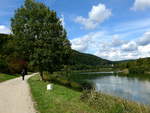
[
  {"xmin": 116, "ymin": 57, "xmax": 150, "ymax": 73},
  {"xmin": 11, "ymin": 0, "xmax": 71, "ymax": 79}
]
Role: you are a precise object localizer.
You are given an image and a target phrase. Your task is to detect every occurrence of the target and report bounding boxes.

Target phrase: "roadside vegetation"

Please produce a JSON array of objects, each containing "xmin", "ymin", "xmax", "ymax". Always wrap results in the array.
[
  {"xmin": 0, "ymin": 73, "xmax": 19, "ymax": 82},
  {"xmin": 28, "ymin": 75, "xmax": 150, "ymax": 113}
]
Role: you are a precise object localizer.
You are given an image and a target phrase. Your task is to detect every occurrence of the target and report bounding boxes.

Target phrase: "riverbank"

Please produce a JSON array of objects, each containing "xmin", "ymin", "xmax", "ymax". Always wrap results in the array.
[
  {"xmin": 0, "ymin": 73, "xmax": 19, "ymax": 82},
  {"xmin": 28, "ymin": 75, "xmax": 96, "ymax": 113},
  {"xmin": 28, "ymin": 75, "xmax": 150, "ymax": 113}
]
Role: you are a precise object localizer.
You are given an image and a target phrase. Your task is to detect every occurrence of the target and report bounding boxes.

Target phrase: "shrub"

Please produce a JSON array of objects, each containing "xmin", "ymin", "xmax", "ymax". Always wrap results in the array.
[
  {"xmin": 81, "ymin": 82, "xmax": 93, "ymax": 90},
  {"xmin": 70, "ymin": 81, "xmax": 82, "ymax": 90},
  {"xmin": 57, "ymin": 78, "xmax": 70, "ymax": 86},
  {"xmin": 129, "ymin": 67, "xmax": 144, "ymax": 74},
  {"xmin": 43, "ymin": 72, "xmax": 57, "ymax": 81}
]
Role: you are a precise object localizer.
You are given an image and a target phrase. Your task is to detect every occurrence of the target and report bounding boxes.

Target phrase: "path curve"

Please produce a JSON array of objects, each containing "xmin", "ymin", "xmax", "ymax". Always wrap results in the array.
[{"xmin": 0, "ymin": 73, "xmax": 37, "ymax": 113}]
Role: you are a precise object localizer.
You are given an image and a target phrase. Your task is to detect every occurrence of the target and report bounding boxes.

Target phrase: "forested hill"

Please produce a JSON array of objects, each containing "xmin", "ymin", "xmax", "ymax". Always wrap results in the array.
[{"xmin": 70, "ymin": 50, "xmax": 112, "ymax": 66}]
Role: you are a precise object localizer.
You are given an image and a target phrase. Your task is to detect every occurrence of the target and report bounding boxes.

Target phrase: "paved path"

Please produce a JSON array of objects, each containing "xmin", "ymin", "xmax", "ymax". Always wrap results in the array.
[{"xmin": 0, "ymin": 73, "xmax": 37, "ymax": 113}]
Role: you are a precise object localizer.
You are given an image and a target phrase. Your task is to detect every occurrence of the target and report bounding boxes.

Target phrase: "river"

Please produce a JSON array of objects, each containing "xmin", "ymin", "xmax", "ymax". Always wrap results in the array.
[{"xmin": 85, "ymin": 72, "xmax": 150, "ymax": 105}]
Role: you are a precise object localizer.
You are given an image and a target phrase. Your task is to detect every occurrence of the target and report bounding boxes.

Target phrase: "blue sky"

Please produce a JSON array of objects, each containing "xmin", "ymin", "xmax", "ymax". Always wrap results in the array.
[{"xmin": 1, "ymin": 0, "xmax": 150, "ymax": 61}]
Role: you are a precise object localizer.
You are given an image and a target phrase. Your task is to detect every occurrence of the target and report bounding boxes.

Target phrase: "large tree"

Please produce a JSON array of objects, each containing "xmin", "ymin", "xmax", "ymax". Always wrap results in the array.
[{"xmin": 11, "ymin": 0, "xmax": 71, "ymax": 80}]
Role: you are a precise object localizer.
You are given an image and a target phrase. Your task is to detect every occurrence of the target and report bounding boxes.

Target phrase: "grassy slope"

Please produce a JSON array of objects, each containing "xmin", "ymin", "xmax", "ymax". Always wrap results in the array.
[
  {"xmin": 81, "ymin": 91, "xmax": 150, "ymax": 113},
  {"xmin": 0, "ymin": 73, "xmax": 19, "ymax": 82},
  {"xmin": 28, "ymin": 75, "xmax": 150, "ymax": 113},
  {"xmin": 28, "ymin": 75, "xmax": 96, "ymax": 113}
]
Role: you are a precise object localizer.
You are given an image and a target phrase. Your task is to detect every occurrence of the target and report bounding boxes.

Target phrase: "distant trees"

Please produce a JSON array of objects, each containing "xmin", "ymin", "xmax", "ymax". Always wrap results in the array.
[
  {"xmin": 117, "ymin": 58, "xmax": 150, "ymax": 74},
  {"xmin": 128, "ymin": 67, "xmax": 145, "ymax": 74},
  {"xmin": 11, "ymin": 0, "xmax": 71, "ymax": 79}
]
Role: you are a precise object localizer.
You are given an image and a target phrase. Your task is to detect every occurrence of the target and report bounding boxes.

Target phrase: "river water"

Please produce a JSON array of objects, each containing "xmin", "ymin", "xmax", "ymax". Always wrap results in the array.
[{"xmin": 86, "ymin": 73, "xmax": 150, "ymax": 105}]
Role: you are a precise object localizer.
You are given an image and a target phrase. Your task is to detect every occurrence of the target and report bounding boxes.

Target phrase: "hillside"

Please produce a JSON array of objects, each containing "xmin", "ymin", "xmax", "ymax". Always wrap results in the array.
[{"xmin": 70, "ymin": 50, "xmax": 112, "ymax": 66}]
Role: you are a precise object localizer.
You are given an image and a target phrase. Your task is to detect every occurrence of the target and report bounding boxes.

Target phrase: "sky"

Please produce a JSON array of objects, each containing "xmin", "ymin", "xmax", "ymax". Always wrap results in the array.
[{"xmin": 1, "ymin": 0, "xmax": 150, "ymax": 61}]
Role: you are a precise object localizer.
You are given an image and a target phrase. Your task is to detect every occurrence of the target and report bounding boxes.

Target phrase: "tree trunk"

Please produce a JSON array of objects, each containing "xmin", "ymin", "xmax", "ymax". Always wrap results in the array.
[{"xmin": 40, "ymin": 70, "xmax": 44, "ymax": 80}]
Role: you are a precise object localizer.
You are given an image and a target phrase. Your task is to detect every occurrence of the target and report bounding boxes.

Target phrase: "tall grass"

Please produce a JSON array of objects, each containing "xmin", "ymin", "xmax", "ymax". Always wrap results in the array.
[{"xmin": 81, "ymin": 90, "xmax": 150, "ymax": 113}]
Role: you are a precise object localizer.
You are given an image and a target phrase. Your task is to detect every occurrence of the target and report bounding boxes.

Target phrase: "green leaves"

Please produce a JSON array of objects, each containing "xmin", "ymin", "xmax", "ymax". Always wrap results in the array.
[{"xmin": 11, "ymin": 0, "xmax": 71, "ymax": 75}]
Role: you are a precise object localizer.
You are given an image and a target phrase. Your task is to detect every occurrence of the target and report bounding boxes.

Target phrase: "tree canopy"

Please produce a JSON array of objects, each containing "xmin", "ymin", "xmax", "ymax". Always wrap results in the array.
[{"xmin": 11, "ymin": 0, "xmax": 71, "ymax": 79}]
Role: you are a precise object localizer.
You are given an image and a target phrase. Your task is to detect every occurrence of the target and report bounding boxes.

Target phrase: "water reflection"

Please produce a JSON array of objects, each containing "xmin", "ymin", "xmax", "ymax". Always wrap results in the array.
[{"xmin": 90, "ymin": 75, "xmax": 150, "ymax": 105}]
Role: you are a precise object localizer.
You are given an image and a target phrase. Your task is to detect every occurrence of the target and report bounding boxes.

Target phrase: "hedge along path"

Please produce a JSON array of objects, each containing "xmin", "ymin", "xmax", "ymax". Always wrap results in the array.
[{"xmin": 0, "ymin": 73, "xmax": 37, "ymax": 113}]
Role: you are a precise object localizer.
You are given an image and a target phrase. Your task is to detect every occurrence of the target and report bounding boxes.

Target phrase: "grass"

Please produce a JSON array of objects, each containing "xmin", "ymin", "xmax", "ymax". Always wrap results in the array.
[
  {"xmin": 28, "ymin": 75, "xmax": 96, "ymax": 113},
  {"xmin": 0, "ymin": 73, "xmax": 19, "ymax": 82},
  {"xmin": 81, "ymin": 90, "xmax": 150, "ymax": 113},
  {"xmin": 28, "ymin": 74, "xmax": 150, "ymax": 113}
]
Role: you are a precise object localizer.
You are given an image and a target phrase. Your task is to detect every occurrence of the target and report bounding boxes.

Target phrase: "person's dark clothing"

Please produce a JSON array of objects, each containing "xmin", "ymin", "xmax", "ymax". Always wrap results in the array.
[{"xmin": 21, "ymin": 69, "xmax": 26, "ymax": 80}]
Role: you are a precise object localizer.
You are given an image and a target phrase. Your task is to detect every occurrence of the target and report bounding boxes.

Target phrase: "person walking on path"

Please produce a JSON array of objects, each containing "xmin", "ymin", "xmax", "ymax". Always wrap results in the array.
[{"xmin": 21, "ymin": 69, "xmax": 26, "ymax": 80}]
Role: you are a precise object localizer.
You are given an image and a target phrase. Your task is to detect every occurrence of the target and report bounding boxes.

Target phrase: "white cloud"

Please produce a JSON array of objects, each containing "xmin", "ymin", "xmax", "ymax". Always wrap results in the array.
[
  {"xmin": 137, "ymin": 31, "xmax": 150, "ymax": 45},
  {"xmin": 132, "ymin": 0, "xmax": 150, "ymax": 11},
  {"xmin": 89, "ymin": 4, "xmax": 111, "ymax": 23},
  {"xmin": 71, "ymin": 35, "xmax": 90, "ymax": 52},
  {"xmin": 74, "ymin": 3, "xmax": 111, "ymax": 29},
  {"xmin": 75, "ymin": 16, "xmax": 97, "ymax": 29},
  {"xmin": 0, "ymin": 25, "xmax": 11, "ymax": 34},
  {"xmin": 138, "ymin": 44, "xmax": 150, "ymax": 57},
  {"xmin": 111, "ymin": 35, "xmax": 125, "ymax": 47},
  {"xmin": 121, "ymin": 41, "xmax": 137, "ymax": 52},
  {"xmin": 95, "ymin": 47, "xmax": 140, "ymax": 61},
  {"xmin": 70, "ymin": 31, "xmax": 105, "ymax": 52}
]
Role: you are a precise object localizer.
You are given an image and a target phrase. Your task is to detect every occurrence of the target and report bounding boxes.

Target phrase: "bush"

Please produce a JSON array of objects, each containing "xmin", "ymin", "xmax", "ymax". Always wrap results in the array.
[
  {"xmin": 70, "ymin": 81, "xmax": 82, "ymax": 89},
  {"xmin": 81, "ymin": 82, "xmax": 93, "ymax": 90},
  {"xmin": 56, "ymin": 77, "xmax": 70, "ymax": 86},
  {"xmin": 129, "ymin": 67, "xmax": 144, "ymax": 74},
  {"xmin": 43, "ymin": 72, "xmax": 57, "ymax": 81}
]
